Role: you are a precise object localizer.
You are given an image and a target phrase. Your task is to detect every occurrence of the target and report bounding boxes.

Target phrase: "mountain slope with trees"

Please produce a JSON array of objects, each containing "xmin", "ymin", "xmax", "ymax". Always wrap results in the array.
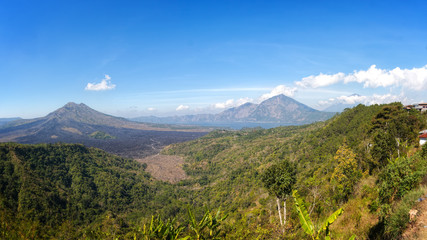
[
  {"xmin": 0, "ymin": 143, "xmax": 157, "ymax": 238},
  {"xmin": 1, "ymin": 103, "xmax": 427, "ymax": 239},
  {"xmin": 163, "ymin": 103, "xmax": 427, "ymax": 239}
]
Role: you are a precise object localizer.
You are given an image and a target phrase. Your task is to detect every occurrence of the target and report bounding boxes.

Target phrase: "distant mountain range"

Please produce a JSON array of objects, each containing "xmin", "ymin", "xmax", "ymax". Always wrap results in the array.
[
  {"xmin": 0, "ymin": 117, "xmax": 21, "ymax": 126},
  {"xmin": 133, "ymin": 94, "xmax": 336, "ymax": 128},
  {"xmin": 0, "ymin": 96, "xmax": 336, "ymax": 156},
  {"xmin": 322, "ymin": 103, "xmax": 358, "ymax": 112},
  {"xmin": 0, "ymin": 102, "xmax": 207, "ymax": 158}
]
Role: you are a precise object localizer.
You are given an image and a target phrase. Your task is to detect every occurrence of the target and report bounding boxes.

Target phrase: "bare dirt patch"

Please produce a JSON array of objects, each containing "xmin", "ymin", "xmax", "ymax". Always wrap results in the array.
[
  {"xmin": 402, "ymin": 192, "xmax": 427, "ymax": 239},
  {"xmin": 137, "ymin": 154, "xmax": 187, "ymax": 183}
]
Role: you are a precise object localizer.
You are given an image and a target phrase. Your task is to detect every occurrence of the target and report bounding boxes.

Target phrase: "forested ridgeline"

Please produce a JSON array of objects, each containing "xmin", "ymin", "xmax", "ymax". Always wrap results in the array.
[
  {"xmin": 1, "ymin": 103, "xmax": 427, "ymax": 239},
  {"xmin": 0, "ymin": 143, "xmax": 183, "ymax": 239},
  {"xmin": 163, "ymin": 103, "xmax": 427, "ymax": 239}
]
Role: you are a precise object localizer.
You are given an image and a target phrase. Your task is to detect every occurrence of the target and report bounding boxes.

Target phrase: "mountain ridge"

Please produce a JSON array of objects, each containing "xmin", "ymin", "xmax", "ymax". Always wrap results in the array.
[
  {"xmin": 0, "ymin": 102, "xmax": 208, "ymax": 158},
  {"xmin": 133, "ymin": 94, "xmax": 336, "ymax": 127}
]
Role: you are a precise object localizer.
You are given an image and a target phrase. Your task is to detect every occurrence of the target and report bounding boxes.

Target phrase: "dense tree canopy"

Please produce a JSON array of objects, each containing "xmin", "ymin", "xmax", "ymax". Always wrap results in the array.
[
  {"xmin": 0, "ymin": 143, "xmax": 153, "ymax": 238},
  {"xmin": 262, "ymin": 159, "xmax": 296, "ymax": 200}
]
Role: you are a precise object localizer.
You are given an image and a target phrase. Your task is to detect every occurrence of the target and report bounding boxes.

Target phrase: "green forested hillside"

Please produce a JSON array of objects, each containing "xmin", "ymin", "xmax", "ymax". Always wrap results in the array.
[
  {"xmin": 163, "ymin": 103, "xmax": 427, "ymax": 239},
  {"xmin": 1, "ymin": 103, "xmax": 427, "ymax": 239},
  {"xmin": 0, "ymin": 143, "xmax": 156, "ymax": 238}
]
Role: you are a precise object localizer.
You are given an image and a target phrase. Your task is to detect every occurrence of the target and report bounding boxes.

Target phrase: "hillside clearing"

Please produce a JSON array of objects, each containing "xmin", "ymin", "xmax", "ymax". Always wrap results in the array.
[{"xmin": 137, "ymin": 154, "xmax": 187, "ymax": 183}]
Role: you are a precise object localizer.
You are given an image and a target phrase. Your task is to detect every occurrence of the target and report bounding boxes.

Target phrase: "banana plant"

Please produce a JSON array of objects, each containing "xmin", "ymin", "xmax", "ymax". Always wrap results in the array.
[
  {"xmin": 187, "ymin": 207, "xmax": 209, "ymax": 240},
  {"xmin": 205, "ymin": 207, "xmax": 228, "ymax": 239},
  {"xmin": 142, "ymin": 215, "xmax": 188, "ymax": 240},
  {"xmin": 187, "ymin": 206, "xmax": 228, "ymax": 240},
  {"xmin": 293, "ymin": 190, "xmax": 315, "ymax": 237},
  {"xmin": 292, "ymin": 190, "xmax": 355, "ymax": 240}
]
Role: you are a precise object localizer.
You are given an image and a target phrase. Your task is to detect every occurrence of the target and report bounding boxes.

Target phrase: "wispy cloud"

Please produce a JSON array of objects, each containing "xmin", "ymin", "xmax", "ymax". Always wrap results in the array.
[
  {"xmin": 296, "ymin": 65, "xmax": 427, "ymax": 90},
  {"xmin": 85, "ymin": 74, "xmax": 116, "ymax": 91},
  {"xmin": 176, "ymin": 105, "xmax": 190, "ymax": 111}
]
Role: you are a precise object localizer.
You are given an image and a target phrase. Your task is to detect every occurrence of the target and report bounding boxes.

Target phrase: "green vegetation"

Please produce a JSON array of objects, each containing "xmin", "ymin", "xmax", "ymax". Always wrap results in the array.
[
  {"xmin": 141, "ymin": 215, "xmax": 186, "ymax": 240},
  {"xmin": 163, "ymin": 103, "xmax": 427, "ymax": 239},
  {"xmin": 136, "ymin": 207, "xmax": 227, "ymax": 240},
  {"xmin": 368, "ymin": 153, "xmax": 427, "ymax": 239},
  {"xmin": 0, "ymin": 143, "xmax": 156, "ymax": 238},
  {"xmin": 381, "ymin": 187, "xmax": 426, "ymax": 239},
  {"xmin": 292, "ymin": 190, "xmax": 351, "ymax": 240},
  {"xmin": 1, "ymin": 103, "xmax": 427, "ymax": 239},
  {"xmin": 331, "ymin": 144, "xmax": 362, "ymax": 203},
  {"xmin": 261, "ymin": 159, "xmax": 296, "ymax": 232},
  {"xmin": 186, "ymin": 207, "xmax": 228, "ymax": 240}
]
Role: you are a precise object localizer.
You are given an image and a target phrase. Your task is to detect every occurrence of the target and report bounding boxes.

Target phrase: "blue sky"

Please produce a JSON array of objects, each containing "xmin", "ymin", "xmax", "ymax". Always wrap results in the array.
[{"xmin": 1, "ymin": 0, "xmax": 427, "ymax": 118}]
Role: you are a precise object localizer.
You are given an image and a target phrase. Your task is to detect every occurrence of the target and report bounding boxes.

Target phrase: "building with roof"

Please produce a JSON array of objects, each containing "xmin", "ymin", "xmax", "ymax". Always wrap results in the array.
[
  {"xmin": 414, "ymin": 103, "xmax": 427, "ymax": 112},
  {"xmin": 404, "ymin": 103, "xmax": 427, "ymax": 112},
  {"xmin": 420, "ymin": 132, "xmax": 427, "ymax": 146}
]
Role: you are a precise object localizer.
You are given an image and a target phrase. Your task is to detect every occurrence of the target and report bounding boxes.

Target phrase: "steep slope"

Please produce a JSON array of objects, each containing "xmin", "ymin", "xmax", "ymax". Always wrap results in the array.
[
  {"xmin": 4, "ymin": 102, "xmax": 203, "ymax": 131},
  {"xmin": 0, "ymin": 143, "xmax": 154, "ymax": 238},
  {"xmin": 44, "ymin": 102, "xmax": 133, "ymax": 127},
  {"xmin": 248, "ymin": 94, "xmax": 332, "ymax": 123},
  {"xmin": 163, "ymin": 103, "xmax": 427, "ymax": 239},
  {"xmin": 1, "ymin": 103, "xmax": 426, "ymax": 239},
  {"xmin": 215, "ymin": 102, "xmax": 258, "ymax": 121},
  {"xmin": 0, "ymin": 103, "xmax": 208, "ymax": 158}
]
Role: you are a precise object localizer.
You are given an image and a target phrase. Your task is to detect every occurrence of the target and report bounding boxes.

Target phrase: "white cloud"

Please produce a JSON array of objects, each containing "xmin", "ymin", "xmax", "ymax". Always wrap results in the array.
[
  {"xmin": 258, "ymin": 85, "xmax": 297, "ymax": 102},
  {"xmin": 147, "ymin": 107, "xmax": 156, "ymax": 111},
  {"xmin": 318, "ymin": 100, "xmax": 330, "ymax": 105},
  {"xmin": 85, "ymin": 74, "xmax": 116, "ymax": 91},
  {"xmin": 176, "ymin": 105, "xmax": 190, "ymax": 111},
  {"xmin": 296, "ymin": 72, "xmax": 345, "ymax": 88},
  {"xmin": 335, "ymin": 94, "xmax": 367, "ymax": 105},
  {"xmin": 214, "ymin": 97, "xmax": 252, "ymax": 109},
  {"xmin": 319, "ymin": 93, "xmax": 406, "ymax": 106},
  {"xmin": 296, "ymin": 65, "xmax": 427, "ymax": 90}
]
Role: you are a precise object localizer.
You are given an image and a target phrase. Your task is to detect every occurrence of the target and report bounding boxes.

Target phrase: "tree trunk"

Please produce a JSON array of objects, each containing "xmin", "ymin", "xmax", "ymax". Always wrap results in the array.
[
  {"xmin": 283, "ymin": 198, "xmax": 287, "ymax": 226},
  {"xmin": 396, "ymin": 138, "xmax": 400, "ymax": 157},
  {"xmin": 276, "ymin": 198, "xmax": 283, "ymax": 227}
]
